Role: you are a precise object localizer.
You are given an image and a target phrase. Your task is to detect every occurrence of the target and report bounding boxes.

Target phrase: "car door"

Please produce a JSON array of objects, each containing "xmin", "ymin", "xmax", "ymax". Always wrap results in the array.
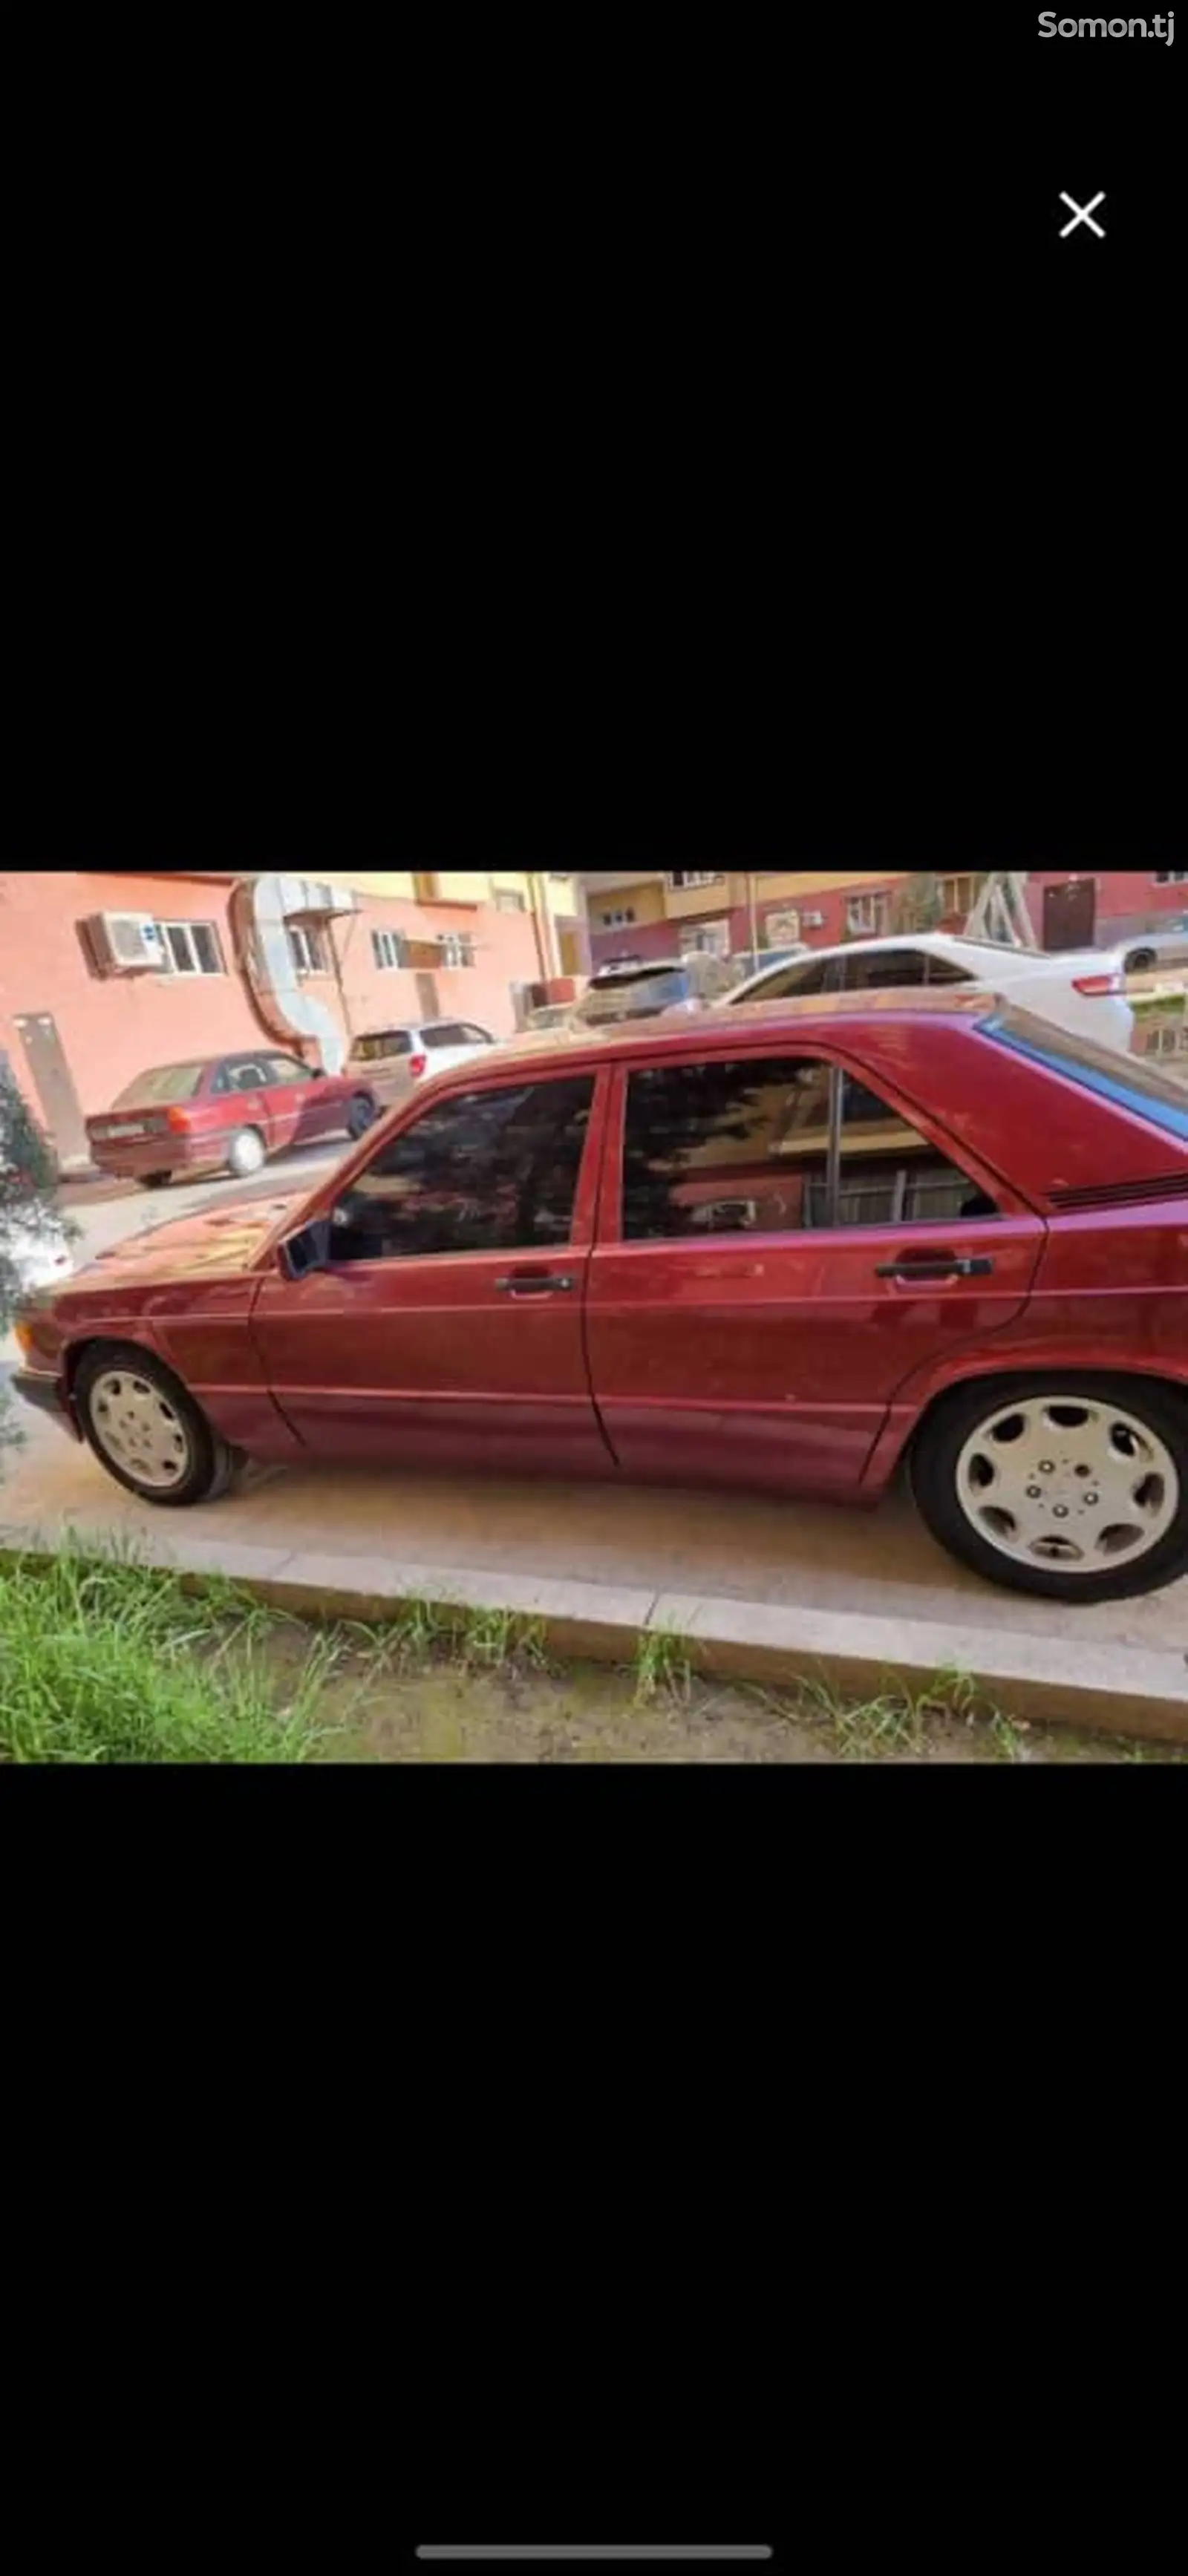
[
  {"xmin": 256, "ymin": 1052, "xmax": 335, "ymax": 1148},
  {"xmin": 584, "ymin": 1042, "xmax": 1045, "ymax": 1497},
  {"xmin": 248, "ymin": 1066, "xmax": 616, "ymax": 1477},
  {"xmin": 212, "ymin": 1053, "xmax": 280, "ymax": 1148}
]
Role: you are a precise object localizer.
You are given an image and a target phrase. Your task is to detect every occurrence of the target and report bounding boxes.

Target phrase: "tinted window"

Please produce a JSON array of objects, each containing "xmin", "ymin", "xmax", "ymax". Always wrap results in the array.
[
  {"xmin": 841, "ymin": 948, "xmax": 928, "ymax": 992},
  {"xmin": 980, "ymin": 1006, "xmax": 1188, "ymax": 1141},
  {"xmin": 731, "ymin": 958, "xmax": 835, "ymax": 1002},
  {"xmin": 459, "ymin": 1024, "xmax": 495, "ymax": 1045},
  {"xmin": 330, "ymin": 1076, "xmax": 595, "ymax": 1262},
  {"xmin": 833, "ymin": 1073, "xmax": 997, "ymax": 1225},
  {"xmin": 112, "ymin": 1062, "xmax": 208, "ymax": 1108},
  {"xmin": 424, "ymin": 1023, "xmax": 468, "ymax": 1048},
  {"xmin": 924, "ymin": 953, "xmax": 975, "ymax": 986},
  {"xmin": 351, "ymin": 1029, "xmax": 414, "ymax": 1062},
  {"xmin": 620, "ymin": 1056, "xmax": 993, "ymax": 1241},
  {"xmin": 621, "ymin": 1057, "xmax": 833, "ymax": 1239}
]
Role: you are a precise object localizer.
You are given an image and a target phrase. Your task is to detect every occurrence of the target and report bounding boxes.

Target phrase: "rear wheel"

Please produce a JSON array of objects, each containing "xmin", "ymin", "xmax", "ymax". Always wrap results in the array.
[
  {"xmin": 910, "ymin": 1375, "xmax": 1188, "ymax": 1602},
  {"xmin": 1126, "ymin": 948, "xmax": 1156, "ymax": 973},
  {"xmin": 74, "ymin": 1344, "xmax": 239, "ymax": 1507},
  {"xmin": 226, "ymin": 1125, "xmax": 267, "ymax": 1180},
  {"xmin": 139, "ymin": 1172, "xmax": 172, "ymax": 1189},
  {"xmin": 345, "ymin": 1091, "xmax": 376, "ymax": 1140}
]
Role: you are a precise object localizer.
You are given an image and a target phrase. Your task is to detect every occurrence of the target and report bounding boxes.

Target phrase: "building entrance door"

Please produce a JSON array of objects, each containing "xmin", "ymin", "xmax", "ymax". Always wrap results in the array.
[
  {"xmin": 12, "ymin": 1012, "xmax": 89, "ymax": 1168},
  {"xmin": 1043, "ymin": 878, "xmax": 1097, "ymax": 951}
]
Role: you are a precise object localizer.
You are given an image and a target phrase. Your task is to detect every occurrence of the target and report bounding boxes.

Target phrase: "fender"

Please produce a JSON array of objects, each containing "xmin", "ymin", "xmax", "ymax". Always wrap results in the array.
[{"xmin": 863, "ymin": 1338, "xmax": 1188, "ymax": 1491}]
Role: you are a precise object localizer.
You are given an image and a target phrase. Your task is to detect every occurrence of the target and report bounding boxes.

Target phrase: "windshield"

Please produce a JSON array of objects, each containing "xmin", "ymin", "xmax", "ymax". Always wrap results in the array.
[
  {"xmin": 111, "ymin": 1062, "xmax": 208, "ymax": 1108},
  {"xmin": 350, "ymin": 1030, "xmax": 414, "ymax": 1062},
  {"xmin": 979, "ymin": 1005, "xmax": 1188, "ymax": 1141}
]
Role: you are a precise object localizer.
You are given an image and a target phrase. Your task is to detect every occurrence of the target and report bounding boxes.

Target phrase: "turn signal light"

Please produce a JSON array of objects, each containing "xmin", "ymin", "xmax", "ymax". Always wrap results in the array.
[
  {"xmin": 166, "ymin": 1105, "xmax": 192, "ymax": 1131},
  {"xmin": 1072, "ymin": 972, "xmax": 1124, "ymax": 996},
  {"xmin": 13, "ymin": 1319, "xmax": 38, "ymax": 1361},
  {"xmin": 408, "ymin": 1053, "xmax": 428, "ymax": 1079}
]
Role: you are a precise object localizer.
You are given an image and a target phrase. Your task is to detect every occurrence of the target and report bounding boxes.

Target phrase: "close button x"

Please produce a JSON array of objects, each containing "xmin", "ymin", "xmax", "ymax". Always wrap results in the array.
[{"xmin": 1059, "ymin": 190, "xmax": 1106, "ymax": 238}]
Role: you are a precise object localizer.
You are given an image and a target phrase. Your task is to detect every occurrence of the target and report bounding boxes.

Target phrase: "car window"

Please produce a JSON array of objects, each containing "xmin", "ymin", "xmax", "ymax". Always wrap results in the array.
[
  {"xmin": 731, "ymin": 957, "xmax": 836, "ymax": 1002},
  {"xmin": 350, "ymin": 1029, "xmax": 414, "ymax": 1062},
  {"xmin": 424, "ymin": 1022, "xmax": 469, "ymax": 1048},
  {"xmin": 111, "ymin": 1062, "xmax": 209, "ymax": 1107},
  {"xmin": 619, "ymin": 1056, "xmax": 995, "ymax": 1241},
  {"xmin": 212, "ymin": 1057, "xmax": 271, "ymax": 1096},
  {"xmin": 459, "ymin": 1024, "xmax": 495, "ymax": 1045},
  {"xmin": 923, "ymin": 952, "xmax": 975, "ymax": 986},
  {"xmin": 259, "ymin": 1054, "xmax": 313, "ymax": 1084},
  {"xmin": 330, "ymin": 1075, "xmax": 595, "ymax": 1262},
  {"xmin": 841, "ymin": 948, "xmax": 928, "ymax": 992}
]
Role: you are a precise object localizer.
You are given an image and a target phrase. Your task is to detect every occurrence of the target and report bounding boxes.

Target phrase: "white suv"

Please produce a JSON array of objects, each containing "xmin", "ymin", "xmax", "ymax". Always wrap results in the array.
[
  {"xmin": 345, "ymin": 1019, "xmax": 497, "ymax": 1111},
  {"xmin": 726, "ymin": 932, "xmax": 1136, "ymax": 1053}
]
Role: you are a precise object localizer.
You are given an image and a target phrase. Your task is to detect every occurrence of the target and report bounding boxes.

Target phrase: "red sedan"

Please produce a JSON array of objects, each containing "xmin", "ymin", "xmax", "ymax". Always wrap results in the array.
[
  {"xmin": 83, "ymin": 1048, "xmax": 381, "ymax": 1186},
  {"xmin": 14, "ymin": 990, "xmax": 1188, "ymax": 1603}
]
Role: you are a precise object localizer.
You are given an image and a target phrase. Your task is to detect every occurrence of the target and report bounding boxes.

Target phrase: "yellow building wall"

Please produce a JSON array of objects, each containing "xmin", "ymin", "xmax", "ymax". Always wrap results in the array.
[
  {"xmin": 588, "ymin": 879, "xmax": 666, "ymax": 930},
  {"xmin": 729, "ymin": 870, "xmax": 907, "ymax": 903}
]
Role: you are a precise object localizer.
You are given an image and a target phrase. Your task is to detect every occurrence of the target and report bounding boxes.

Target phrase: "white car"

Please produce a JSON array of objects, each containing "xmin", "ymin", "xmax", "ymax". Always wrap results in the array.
[
  {"xmin": 345, "ymin": 1017, "xmax": 498, "ymax": 1111},
  {"xmin": 725, "ymin": 932, "xmax": 1136, "ymax": 1053}
]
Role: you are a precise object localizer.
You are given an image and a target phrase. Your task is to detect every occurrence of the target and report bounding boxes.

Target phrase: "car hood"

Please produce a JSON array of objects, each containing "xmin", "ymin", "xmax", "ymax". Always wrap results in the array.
[{"xmin": 72, "ymin": 1189, "xmax": 308, "ymax": 1287}]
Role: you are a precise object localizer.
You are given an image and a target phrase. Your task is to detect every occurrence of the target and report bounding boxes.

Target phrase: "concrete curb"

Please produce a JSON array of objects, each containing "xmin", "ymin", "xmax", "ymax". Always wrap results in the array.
[{"xmin": 3, "ymin": 1525, "xmax": 1186, "ymax": 1748}]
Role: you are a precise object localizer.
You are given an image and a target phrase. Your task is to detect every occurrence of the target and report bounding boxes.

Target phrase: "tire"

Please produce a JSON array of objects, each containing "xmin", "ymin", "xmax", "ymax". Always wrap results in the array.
[
  {"xmin": 345, "ymin": 1091, "xmax": 376, "ymax": 1140},
  {"xmin": 74, "ymin": 1342, "xmax": 239, "ymax": 1508},
  {"xmin": 139, "ymin": 1172, "xmax": 172, "ymax": 1189},
  {"xmin": 226, "ymin": 1125, "xmax": 267, "ymax": 1180},
  {"xmin": 1126, "ymin": 949, "xmax": 1156, "ymax": 974},
  {"xmin": 909, "ymin": 1373, "xmax": 1188, "ymax": 1602}
]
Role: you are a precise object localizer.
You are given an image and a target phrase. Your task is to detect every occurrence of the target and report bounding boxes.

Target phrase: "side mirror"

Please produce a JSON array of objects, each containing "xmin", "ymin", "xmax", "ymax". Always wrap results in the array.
[{"xmin": 276, "ymin": 1216, "xmax": 333, "ymax": 1280}]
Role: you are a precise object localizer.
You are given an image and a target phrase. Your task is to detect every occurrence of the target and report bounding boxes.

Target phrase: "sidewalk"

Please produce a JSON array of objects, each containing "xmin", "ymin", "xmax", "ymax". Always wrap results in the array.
[{"xmin": 3, "ymin": 1407, "xmax": 1186, "ymax": 1744}]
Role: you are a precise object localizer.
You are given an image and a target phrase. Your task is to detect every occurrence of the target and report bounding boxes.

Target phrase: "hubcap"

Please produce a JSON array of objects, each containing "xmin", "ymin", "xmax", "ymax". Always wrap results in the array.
[
  {"xmin": 89, "ymin": 1370, "xmax": 192, "ymax": 1490},
  {"xmin": 955, "ymin": 1395, "xmax": 1178, "ymax": 1575}
]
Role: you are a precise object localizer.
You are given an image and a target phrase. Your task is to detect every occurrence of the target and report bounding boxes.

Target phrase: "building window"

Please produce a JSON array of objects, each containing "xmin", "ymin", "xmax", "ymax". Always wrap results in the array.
[
  {"xmin": 1155, "ymin": 872, "xmax": 1187, "ymax": 886},
  {"xmin": 939, "ymin": 875, "xmax": 978, "ymax": 917},
  {"xmin": 679, "ymin": 920, "xmax": 730, "ymax": 958},
  {"xmin": 438, "ymin": 932, "xmax": 474, "ymax": 969},
  {"xmin": 160, "ymin": 921, "xmax": 226, "ymax": 975},
  {"xmin": 598, "ymin": 906, "xmax": 636, "ymax": 929},
  {"xmin": 846, "ymin": 892, "xmax": 890, "ymax": 936},
  {"xmin": 371, "ymin": 928, "xmax": 408, "ymax": 970},
  {"xmin": 665, "ymin": 872, "xmax": 724, "ymax": 892},
  {"xmin": 287, "ymin": 924, "xmax": 328, "ymax": 975},
  {"xmin": 494, "ymin": 888, "xmax": 526, "ymax": 913}
]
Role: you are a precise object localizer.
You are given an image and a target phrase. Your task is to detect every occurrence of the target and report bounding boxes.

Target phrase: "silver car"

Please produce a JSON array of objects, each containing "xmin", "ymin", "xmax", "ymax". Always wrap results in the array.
[{"xmin": 1121, "ymin": 915, "xmax": 1188, "ymax": 975}]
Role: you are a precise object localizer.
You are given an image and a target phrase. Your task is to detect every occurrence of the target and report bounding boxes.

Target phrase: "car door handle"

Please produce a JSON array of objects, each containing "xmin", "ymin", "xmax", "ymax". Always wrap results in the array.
[
  {"xmin": 875, "ymin": 1255, "xmax": 994, "ymax": 1281},
  {"xmin": 494, "ymin": 1270, "xmax": 575, "ymax": 1296}
]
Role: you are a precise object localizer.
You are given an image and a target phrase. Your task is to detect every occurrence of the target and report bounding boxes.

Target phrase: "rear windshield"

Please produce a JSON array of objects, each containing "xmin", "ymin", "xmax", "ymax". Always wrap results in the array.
[
  {"xmin": 579, "ymin": 968, "xmax": 692, "ymax": 1013},
  {"xmin": 350, "ymin": 1030, "xmax": 414, "ymax": 1062},
  {"xmin": 979, "ymin": 1005, "xmax": 1188, "ymax": 1141},
  {"xmin": 111, "ymin": 1062, "xmax": 207, "ymax": 1107}
]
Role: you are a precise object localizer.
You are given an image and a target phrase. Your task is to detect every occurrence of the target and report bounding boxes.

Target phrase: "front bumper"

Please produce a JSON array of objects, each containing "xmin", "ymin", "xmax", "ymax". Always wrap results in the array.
[{"xmin": 9, "ymin": 1367, "xmax": 80, "ymax": 1439}]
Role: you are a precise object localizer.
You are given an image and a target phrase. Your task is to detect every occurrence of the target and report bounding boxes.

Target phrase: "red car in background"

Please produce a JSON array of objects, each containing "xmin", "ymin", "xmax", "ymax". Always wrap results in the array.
[
  {"xmin": 14, "ymin": 989, "xmax": 1188, "ymax": 1604},
  {"xmin": 84, "ymin": 1048, "xmax": 381, "ymax": 1186}
]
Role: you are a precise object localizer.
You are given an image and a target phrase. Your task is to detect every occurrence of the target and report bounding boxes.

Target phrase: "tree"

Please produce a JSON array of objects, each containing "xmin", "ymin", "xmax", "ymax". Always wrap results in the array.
[
  {"xmin": 0, "ymin": 1057, "xmax": 68, "ymax": 1465},
  {"xmin": 890, "ymin": 872, "xmax": 945, "ymax": 936}
]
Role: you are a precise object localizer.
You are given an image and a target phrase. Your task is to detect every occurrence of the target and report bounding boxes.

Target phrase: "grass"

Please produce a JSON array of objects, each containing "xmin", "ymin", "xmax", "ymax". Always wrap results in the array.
[
  {"xmin": 0, "ymin": 1541, "xmax": 338, "ymax": 1764},
  {"xmin": 0, "ymin": 1544, "xmax": 1181, "ymax": 1763}
]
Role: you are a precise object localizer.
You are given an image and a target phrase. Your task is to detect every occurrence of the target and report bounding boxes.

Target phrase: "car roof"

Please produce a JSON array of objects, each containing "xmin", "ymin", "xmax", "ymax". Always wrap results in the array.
[{"xmin": 468, "ymin": 984, "xmax": 997, "ymax": 1079}]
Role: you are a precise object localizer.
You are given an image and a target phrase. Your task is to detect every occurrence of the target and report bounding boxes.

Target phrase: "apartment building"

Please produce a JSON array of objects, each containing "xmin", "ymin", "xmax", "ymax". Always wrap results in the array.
[
  {"xmin": 0, "ymin": 869, "xmax": 589, "ymax": 1168},
  {"xmin": 582, "ymin": 868, "xmax": 1187, "ymax": 968}
]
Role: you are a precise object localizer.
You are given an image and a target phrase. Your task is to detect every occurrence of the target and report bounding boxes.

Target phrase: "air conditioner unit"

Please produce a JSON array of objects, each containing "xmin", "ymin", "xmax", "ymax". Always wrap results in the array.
[
  {"xmin": 802, "ymin": 909, "xmax": 825, "ymax": 929},
  {"xmin": 86, "ymin": 912, "xmax": 167, "ymax": 973}
]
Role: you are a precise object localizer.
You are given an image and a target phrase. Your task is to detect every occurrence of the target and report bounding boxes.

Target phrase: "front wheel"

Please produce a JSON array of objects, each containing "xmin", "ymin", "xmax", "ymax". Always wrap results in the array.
[
  {"xmin": 139, "ymin": 1171, "xmax": 172, "ymax": 1189},
  {"xmin": 74, "ymin": 1344, "xmax": 239, "ymax": 1507},
  {"xmin": 909, "ymin": 1375, "xmax": 1188, "ymax": 1601}
]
